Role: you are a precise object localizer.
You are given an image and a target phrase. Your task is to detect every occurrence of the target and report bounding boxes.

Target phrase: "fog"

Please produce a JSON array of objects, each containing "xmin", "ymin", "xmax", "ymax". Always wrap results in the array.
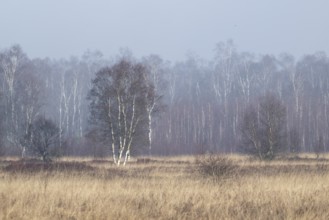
[
  {"xmin": 1, "ymin": 1, "xmax": 329, "ymax": 157},
  {"xmin": 1, "ymin": 1, "xmax": 329, "ymax": 60}
]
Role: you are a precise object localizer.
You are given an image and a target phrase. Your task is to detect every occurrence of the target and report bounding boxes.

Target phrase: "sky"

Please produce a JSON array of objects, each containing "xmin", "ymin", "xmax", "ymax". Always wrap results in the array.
[{"xmin": 1, "ymin": 0, "xmax": 329, "ymax": 61}]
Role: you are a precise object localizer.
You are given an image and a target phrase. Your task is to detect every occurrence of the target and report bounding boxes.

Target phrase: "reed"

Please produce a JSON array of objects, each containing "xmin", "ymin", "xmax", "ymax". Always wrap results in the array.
[{"xmin": 1, "ymin": 154, "xmax": 329, "ymax": 219}]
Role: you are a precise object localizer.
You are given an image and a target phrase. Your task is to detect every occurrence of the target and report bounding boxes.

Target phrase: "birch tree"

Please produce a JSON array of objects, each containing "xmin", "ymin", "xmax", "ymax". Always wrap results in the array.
[
  {"xmin": 143, "ymin": 55, "xmax": 167, "ymax": 155},
  {"xmin": 0, "ymin": 45, "xmax": 43, "ymax": 156},
  {"xmin": 16, "ymin": 72, "xmax": 43, "ymax": 157},
  {"xmin": 88, "ymin": 59, "xmax": 154, "ymax": 166},
  {"xmin": 0, "ymin": 45, "xmax": 28, "ymax": 148}
]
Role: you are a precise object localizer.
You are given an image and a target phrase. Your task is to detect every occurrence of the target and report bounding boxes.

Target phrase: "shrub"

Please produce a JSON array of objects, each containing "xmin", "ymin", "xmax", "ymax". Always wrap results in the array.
[
  {"xmin": 20, "ymin": 116, "xmax": 60, "ymax": 162},
  {"xmin": 195, "ymin": 154, "xmax": 236, "ymax": 180}
]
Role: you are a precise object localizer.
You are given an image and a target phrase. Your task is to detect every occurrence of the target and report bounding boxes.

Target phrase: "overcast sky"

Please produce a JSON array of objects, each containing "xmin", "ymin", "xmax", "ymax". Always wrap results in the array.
[{"xmin": 1, "ymin": 1, "xmax": 329, "ymax": 61}]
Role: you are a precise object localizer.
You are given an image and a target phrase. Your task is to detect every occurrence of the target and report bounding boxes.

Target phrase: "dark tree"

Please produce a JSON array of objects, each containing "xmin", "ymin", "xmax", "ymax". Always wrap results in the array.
[
  {"xmin": 88, "ymin": 59, "xmax": 156, "ymax": 166},
  {"xmin": 315, "ymin": 135, "xmax": 325, "ymax": 159},
  {"xmin": 240, "ymin": 93, "xmax": 287, "ymax": 160},
  {"xmin": 21, "ymin": 116, "xmax": 60, "ymax": 162},
  {"xmin": 259, "ymin": 93, "xmax": 287, "ymax": 159},
  {"xmin": 288, "ymin": 127, "xmax": 300, "ymax": 154},
  {"xmin": 239, "ymin": 105, "xmax": 262, "ymax": 158}
]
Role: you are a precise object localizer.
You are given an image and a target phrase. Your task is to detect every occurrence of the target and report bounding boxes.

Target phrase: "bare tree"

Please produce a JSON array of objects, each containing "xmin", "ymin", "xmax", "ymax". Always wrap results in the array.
[
  {"xmin": 88, "ymin": 59, "xmax": 155, "ymax": 166},
  {"xmin": 259, "ymin": 93, "xmax": 287, "ymax": 159},
  {"xmin": 0, "ymin": 45, "xmax": 28, "ymax": 149},
  {"xmin": 0, "ymin": 45, "xmax": 44, "ymax": 157},
  {"xmin": 21, "ymin": 116, "xmax": 60, "ymax": 162},
  {"xmin": 240, "ymin": 105, "xmax": 262, "ymax": 158},
  {"xmin": 143, "ymin": 55, "xmax": 167, "ymax": 156},
  {"xmin": 315, "ymin": 135, "xmax": 325, "ymax": 159},
  {"xmin": 288, "ymin": 127, "xmax": 300, "ymax": 154},
  {"xmin": 240, "ymin": 93, "xmax": 287, "ymax": 160},
  {"xmin": 16, "ymin": 72, "xmax": 44, "ymax": 157}
]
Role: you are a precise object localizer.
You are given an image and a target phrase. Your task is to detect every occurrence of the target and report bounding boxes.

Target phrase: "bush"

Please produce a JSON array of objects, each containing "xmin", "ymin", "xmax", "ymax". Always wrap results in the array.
[
  {"xmin": 20, "ymin": 116, "xmax": 60, "ymax": 162},
  {"xmin": 195, "ymin": 154, "xmax": 236, "ymax": 180}
]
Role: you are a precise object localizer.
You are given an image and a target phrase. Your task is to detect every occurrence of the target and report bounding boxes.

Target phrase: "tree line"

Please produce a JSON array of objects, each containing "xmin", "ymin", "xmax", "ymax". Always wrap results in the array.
[{"xmin": 0, "ymin": 40, "xmax": 329, "ymax": 160}]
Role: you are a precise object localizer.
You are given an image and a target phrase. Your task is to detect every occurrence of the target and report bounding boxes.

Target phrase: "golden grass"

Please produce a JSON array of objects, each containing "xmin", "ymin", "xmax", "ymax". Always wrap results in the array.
[{"xmin": 1, "ymin": 154, "xmax": 329, "ymax": 219}]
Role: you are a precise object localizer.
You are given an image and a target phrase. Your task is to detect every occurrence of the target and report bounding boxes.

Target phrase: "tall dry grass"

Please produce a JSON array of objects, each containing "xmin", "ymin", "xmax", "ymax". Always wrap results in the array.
[{"xmin": 1, "ymin": 155, "xmax": 329, "ymax": 219}]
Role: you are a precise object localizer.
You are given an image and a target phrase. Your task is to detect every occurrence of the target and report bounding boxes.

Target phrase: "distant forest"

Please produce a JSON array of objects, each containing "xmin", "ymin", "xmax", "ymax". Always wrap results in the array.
[{"xmin": 1, "ymin": 40, "xmax": 329, "ymax": 157}]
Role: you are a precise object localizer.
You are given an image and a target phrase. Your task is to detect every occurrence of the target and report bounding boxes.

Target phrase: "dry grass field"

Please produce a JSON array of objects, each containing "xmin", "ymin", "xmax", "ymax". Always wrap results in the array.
[{"xmin": 1, "ymin": 154, "xmax": 329, "ymax": 219}]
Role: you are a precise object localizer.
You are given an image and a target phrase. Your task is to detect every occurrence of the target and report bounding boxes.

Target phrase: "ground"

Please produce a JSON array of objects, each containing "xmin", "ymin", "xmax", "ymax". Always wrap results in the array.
[{"xmin": 1, "ymin": 154, "xmax": 329, "ymax": 219}]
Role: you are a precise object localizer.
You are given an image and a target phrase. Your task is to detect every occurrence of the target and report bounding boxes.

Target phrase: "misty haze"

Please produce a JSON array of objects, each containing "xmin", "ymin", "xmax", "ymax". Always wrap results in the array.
[{"xmin": 1, "ymin": 1, "xmax": 329, "ymax": 219}]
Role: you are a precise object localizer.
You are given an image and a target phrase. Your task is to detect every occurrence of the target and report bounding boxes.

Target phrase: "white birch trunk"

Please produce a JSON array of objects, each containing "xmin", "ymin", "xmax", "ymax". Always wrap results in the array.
[{"xmin": 108, "ymin": 99, "xmax": 117, "ymax": 165}]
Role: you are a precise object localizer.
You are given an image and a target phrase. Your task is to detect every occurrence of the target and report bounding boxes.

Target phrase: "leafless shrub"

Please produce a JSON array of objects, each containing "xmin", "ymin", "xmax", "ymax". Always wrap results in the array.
[{"xmin": 195, "ymin": 154, "xmax": 237, "ymax": 180}]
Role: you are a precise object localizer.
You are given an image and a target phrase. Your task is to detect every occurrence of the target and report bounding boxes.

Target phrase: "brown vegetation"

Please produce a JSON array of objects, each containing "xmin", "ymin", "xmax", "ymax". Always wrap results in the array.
[
  {"xmin": 1, "ymin": 155, "xmax": 329, "ymax": 219},
  {"xmin": 3, "ymin": 159, "xmax": 95, "ymax": 173}
]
